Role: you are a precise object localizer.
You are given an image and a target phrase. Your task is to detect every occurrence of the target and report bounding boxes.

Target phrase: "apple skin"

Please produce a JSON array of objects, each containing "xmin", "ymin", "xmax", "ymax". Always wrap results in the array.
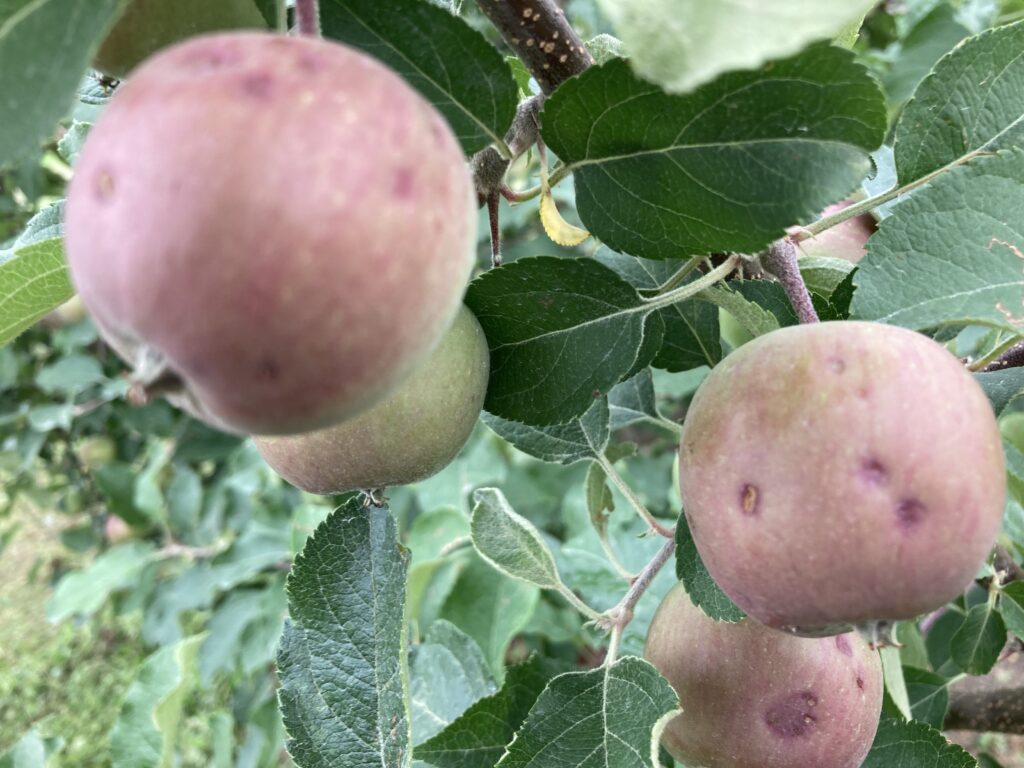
[
  {"xmin": 94, "ymin": 0, "xmax": 269, "ymax": 79},
  {"xmin": 679, "ymin": 321, "xmax": 1005, "ymax": 635},
  {"xmin": 645, "ymin": 584, "xmax": 882, "ymax": 768},
  {"xmin": 795, "ymin": 200, "xmax": 875, "ymax": 264},
  {"xmin": 65, "ymin": 33, "xmax": 477, "ymax": 436},
  {"xmin": 254, "ymin": 306, "xmax": 489, "ymax": 494}
]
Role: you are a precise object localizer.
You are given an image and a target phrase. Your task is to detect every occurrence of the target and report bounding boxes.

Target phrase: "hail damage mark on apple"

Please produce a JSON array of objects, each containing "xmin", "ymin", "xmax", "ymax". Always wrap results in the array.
[
  {"xmin": 764, "ymin": 690, "xmax": 818, "ymax": 738},
  {"xmin": 740, "ymin": 484, "xmax": 760, "ymax": 516},
  {"xmin": 94, "ymin": 170, "xmax": 116, "ymax": 202},
  {"xmin": 895, "ymin": 498, "xmax": 927, "ymax": 532},
  {"xmin": 859, "ymin": 458, "xmax": 887, "ymax": 487},
  {"xmin": 834, "ymin": 635, "xmax": 852, "ymax": 657},
  {"xmin": 240, "ymin": 72, "xmax": 275, "ymax": 99}
]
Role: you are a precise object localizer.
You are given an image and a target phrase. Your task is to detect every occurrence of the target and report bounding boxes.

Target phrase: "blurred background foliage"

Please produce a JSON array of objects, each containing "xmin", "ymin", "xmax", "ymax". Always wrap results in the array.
[{"xmin": 4, "ymin": 0, "xmax": 1024, "ymax": 766}]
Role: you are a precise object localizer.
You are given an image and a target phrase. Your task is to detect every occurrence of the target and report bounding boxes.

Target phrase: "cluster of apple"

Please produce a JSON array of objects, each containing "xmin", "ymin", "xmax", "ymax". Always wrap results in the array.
[
  {"xmin": 646, "ymin": 320, "xmax": 1006, "ymax": 767},
  {"xmin": 63, "ymin": 5, "xmax": 1009, "ymax": 767},
  {"xmin": 67, "ymin": 14, "xmax": 489, "ymax": 497}
]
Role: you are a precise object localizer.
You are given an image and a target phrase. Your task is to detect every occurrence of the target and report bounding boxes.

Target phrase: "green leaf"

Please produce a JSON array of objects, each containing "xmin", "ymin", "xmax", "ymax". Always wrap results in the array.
[
  {"xmin": 35, "ymin": 354, "xmax": 105, "ymax": 394},
  {"xmin": 852, "ymin": 148, "xmax": 1024, "ymax": 332},
  {"xmin": 320, "ymin": 0, "xmax": 516, "ymax": 154},
  {"xmin": 482, "ymin": 397, "xmax": 610, "ymax": 465},
  {"xmin": 466, "ymin": 256, "xmax": 651, "ymax": 426},
  {"xmin": 975, "ymin": 368, "xmax": 1024, "ymax": 416},
  {"xmin": 699, "ymin": 284, "xmax": 782, "ymax": 338},
  {"xmin": 927, "ymin": 608, "xmax": 968, "ymax": 677},
  {"xmin": 46, "ymin": 541, "xmax": 156, "ymax": 622},
  {"xmin": 0, "ymin": 238, "xmax": 74, "ymax": 346},
  {"xmin": 410, "ymin": 621, "xmax": 496, "ymax": 745},
  {"xmin": 799, "ymin": 256, "xmax": 857, "ymax": 297},
  {"xmin": 109, "ymin": 635, "xmax": 203, "ymax": 768},
  {"xmin": 0, "ymin": 729, "xmax": 61, "ymax": 768},
  {"xmin": 56, "ymin": 120, "xmax": 91, "ymax": 165},
  {"xmin": 895, "ymin": 20, "xmax": 1024, "ymax": 182},
  {"xmin": 608, "ymin": 370, "xmax": 660, "ymax": 430},
  {"xmin": 496, "ymin": 656, "xmax": 680, "ymax": 768},
  {"xmin": 882, "ymin": 3, "xmax": 970, "ymax": 107},
  {"xmin": 597, "ymin": 0, "xmax": 875, "ymax": 94},
  {"xmin": 0, "ymin": 0, "xmax": 123, "ymax": 168},
  {"xmin": 541, "ymin": 48, "xmax": 885, "ymax": 259},
  {"xmin": 199, "ymin": 583, "xmax": 287, "ymax": 683},
  {"xmin": 440, "ymin": 553, "xmax": 539, "ymax": 682},
  {"xmin": 862, "ymin": 716, "xmax": 977, "ymax": 768},
  {"xmin": 950, "ymin": 601, "xmax": 1007, "ymax": 676},
  {"xmin": 903, "ymin": 666, "xmax": 951, "ymax": 729},
  {"xmin": 675, "ymin": 514, "xmax": 744, "ymax": 622},
  {"xmin": 415, "ymin": 655, "xmax": 561, "ymax": 768},
  {"xmin": 881, "ymin": 646, "xmax": 912, "ymax": 721},
  {"xmin": 595, "ymin": 249, "xmax": 722, "ymax": 372},
  {"xmin": 470, "ymin": 488, "xmax": 561, "ymax": 590},
  {"xmin": 278, "ymin": 500, "xmax": 412, "ymax": 768},
  {"xmin": 999, "ymin": 581, "xmax": 1024, "ymax": 640}
]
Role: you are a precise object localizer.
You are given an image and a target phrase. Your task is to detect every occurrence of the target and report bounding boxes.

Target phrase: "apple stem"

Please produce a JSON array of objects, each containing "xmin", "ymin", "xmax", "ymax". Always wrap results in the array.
[
  {"xmin": 485, "ymin": 191, "xmax": 503, "ymax": 267},
  {"xmin": 294, "ymin": 0, "xmax": 321, "ymax": 36},
  {"xmin": 761, "ymin": 238, "xmax": 820, "ymax": 324}
]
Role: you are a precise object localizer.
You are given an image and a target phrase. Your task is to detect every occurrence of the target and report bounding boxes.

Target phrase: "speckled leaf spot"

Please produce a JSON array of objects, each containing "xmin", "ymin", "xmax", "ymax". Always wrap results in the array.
[
  {"xmin": 278, "ymin": 499, "xmax": 412, "ymax": 768},
  {"xmin": 495, "ymin": 656, "xmax": 680, "ymax": 768},
  {"xmin": 320, "ymin": 0, "xmax": 517, "ymax": 154},
  {"xmin": 541, "ymin": 44, "xmax": 886, "ymax": 259},
  {"xmin": 853, "ymin": 148, "xmax": 1024, "ymax": 333}
]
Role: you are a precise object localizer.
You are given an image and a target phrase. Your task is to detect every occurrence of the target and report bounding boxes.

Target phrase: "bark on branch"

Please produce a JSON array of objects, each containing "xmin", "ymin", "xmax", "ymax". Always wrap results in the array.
[
  {"xmin": 947, "ymin": 685, "xmax": 1024, "ymax": 734},
  {"xmin": 470, "ymin": 0, "xmax": 592, "ymax": 197}
]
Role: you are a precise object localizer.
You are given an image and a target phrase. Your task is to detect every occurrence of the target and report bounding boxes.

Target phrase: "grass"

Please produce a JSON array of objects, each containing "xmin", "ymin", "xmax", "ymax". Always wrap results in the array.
[{"xmin": 0, "ymin": 503, "xmax": 148, "ymax": 767}]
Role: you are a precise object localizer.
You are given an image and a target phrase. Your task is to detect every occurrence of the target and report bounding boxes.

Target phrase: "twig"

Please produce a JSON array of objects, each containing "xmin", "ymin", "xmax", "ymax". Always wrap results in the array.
[
  {"xmin": 596, "ymin": 453, "xmax": 675, "ymax": 538},
  {"xmin": 294, "ymin": 0, "xmax": 320, "ymax": 36},
  {"xmin": 947, "ymin": 683, "xmax": 1024, "ymax": 734},
  {"xmin": 603, "ymin": 539, "xmax": 677, "ymax": 665},
  {"xmin": 981, "ymin": 340, "xmax": 1024, "ymax": 372},
  {"xmin": 474, "ymin": 0, "xmax": 593, "ymax": 94},
  {"xmin": 760, "ymin": 238, "xmax": 819, "ymax": 324},
  {"xmin": 469, "ymin": 0, "xmax": 592, "ymax": 200}
]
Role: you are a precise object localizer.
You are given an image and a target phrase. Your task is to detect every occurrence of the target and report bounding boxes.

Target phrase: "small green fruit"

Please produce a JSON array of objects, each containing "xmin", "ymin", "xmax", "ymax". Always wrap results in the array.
[
  {"xmin": 254, "ymin": 307, "xmax": 489, "ymax": 494},
  {"xmin": 94, "ymin": 0, "xmax": 268, "ymax": 79},
  {"xmin": 645, "ymin": 584, "xmax": 882, "ymax": 768}
]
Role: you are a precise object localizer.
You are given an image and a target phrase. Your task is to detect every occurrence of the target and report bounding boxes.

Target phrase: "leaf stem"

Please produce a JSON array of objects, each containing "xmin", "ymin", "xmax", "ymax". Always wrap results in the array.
[
  {"xmin": 655, "ymin": 254, "xmax": 707, "ymax": 296},
  {"xmin": 275, "ymin": 0, "xmax": 287, "ymax": 32},
  {"xmin": 796, "ymin": 148, "xmax": 989, "ymax": 239},
  {"xmin": 556, "ymin": 584, "xmax": 604, "ymax": 622},
  {"xmin": 595, "ymin": 528, "xmax": 637, "ymax": 582},
  {"xmin": 294, "ymin": 0, "xmax": 320, "ymax": 36},
  {"xmin": 596, "ymin": 454, "xmax": 674, "ymax": 538},
  {"xmin": 603, "ymin": 539, "xmax": 677, "ymax": 666},
  {"xmin": 642, "ymin": 255, "xmax": 740, "ymax": 313}
]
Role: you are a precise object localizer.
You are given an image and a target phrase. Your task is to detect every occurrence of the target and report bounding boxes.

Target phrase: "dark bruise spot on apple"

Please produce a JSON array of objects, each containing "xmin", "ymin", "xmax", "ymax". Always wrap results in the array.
[
  {"xmin": 765, "ymin": 690, "xmax": 819, "ymax": 738},
  {"xmin": 859, "ymin": 458, "xmax": 888, "ymax": 487},
  {"xmin": 895, "ymin": 498, "xmax": 926, "ymax": 531},
  {"xmin": 239, "ymin": 72, "xmax": 275, "ymax": 99},
  {"xmin": 392, "ymin": 167, "xmax": 416, "ymax": 200},
  {"xmin": 297, "ymin": 53, "xmax": 326, "ymax": 73},
  {"xmin": 94, "ymin": 169, "xmax": 116, "ymax": 202},
  {"xmin": 740, "ymin": 484, "xmax": 760, "ymax": 516},
  {"xmin": 259, "ymin": 357, "xmax": 281, "ymax": 381},
  {"xmin": 856, "ymin": 676, "xmax": 865, "ymax": 690},
  {"xmin": 835, "ymin": 635, "xmax": 853, "ymax": 657}
]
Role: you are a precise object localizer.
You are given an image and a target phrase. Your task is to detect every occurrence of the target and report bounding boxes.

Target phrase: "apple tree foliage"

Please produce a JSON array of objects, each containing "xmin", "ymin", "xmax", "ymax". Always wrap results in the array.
[{"xmin": 3, "ymin": 0, "xmax": 1024, "ymax": 767}]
